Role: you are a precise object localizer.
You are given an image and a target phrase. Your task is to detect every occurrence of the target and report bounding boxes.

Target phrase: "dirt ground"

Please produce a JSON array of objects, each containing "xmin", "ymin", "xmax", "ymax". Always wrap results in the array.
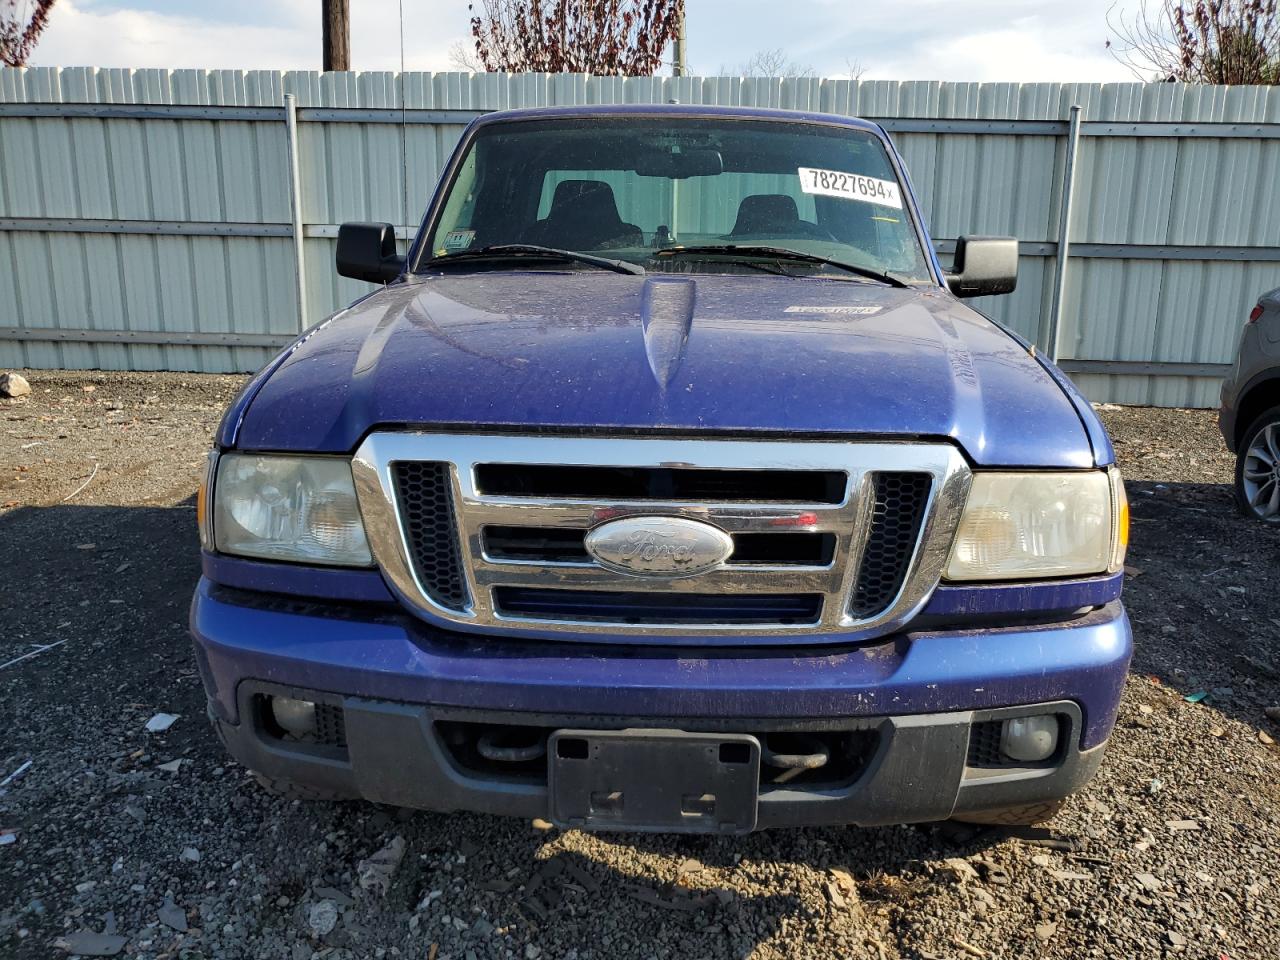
[{"xmin": 1, "ymin": 371, "xmax": 1278, "ymax": 960}]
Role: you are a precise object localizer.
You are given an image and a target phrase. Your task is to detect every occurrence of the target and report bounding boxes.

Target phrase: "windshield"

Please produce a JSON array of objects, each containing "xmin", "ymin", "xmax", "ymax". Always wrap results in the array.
[{"xmin": 421, "ymin": 117, "xmax": 934, "ymax": 282}]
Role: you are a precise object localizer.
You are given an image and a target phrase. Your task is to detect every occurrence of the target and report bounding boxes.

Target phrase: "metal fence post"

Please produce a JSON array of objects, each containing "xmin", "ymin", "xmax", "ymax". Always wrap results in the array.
[
  {"xmin": 1045, "ymin": 103, "xmax": 1082, "ymax": 362},
  {"xmin": 284, "ymin": 94, "xmax": 308, "ymax": 332}
]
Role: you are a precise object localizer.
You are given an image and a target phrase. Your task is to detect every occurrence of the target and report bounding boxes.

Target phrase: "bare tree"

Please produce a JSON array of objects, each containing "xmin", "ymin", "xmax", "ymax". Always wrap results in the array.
[
  {"xmin": 1, "ymin": 0, "xmax": 57, "ymax": 67},
  {"xmin": 448, "ymin": 39, "xmax": 485, "ymax": 72},
  {"xmin": 466, "ymin": 0, "xmax": 683, "ymax": 75},
  {"xmin": 1107, "ymin": 0, "xmax": 1280, "ymax": 84},
  {"xmin": 733, "ymin": 47, "xmax": 815, "ymax": 77}
]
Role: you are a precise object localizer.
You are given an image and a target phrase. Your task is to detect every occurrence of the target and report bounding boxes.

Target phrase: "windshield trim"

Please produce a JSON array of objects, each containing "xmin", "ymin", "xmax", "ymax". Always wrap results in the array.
[{"xmin": 406, "ymin": 112, "xmax": 943, "ymax": 287}]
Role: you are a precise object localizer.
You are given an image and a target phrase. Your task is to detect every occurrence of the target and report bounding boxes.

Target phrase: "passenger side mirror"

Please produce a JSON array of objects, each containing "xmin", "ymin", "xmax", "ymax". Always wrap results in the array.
[
  {"xmin": 946, "ymin": 236, "xmax": 1018, "ymax": 298},
  {"xmin": 336, "ymin": 222, "xmax": 406, "ymax": 284}
]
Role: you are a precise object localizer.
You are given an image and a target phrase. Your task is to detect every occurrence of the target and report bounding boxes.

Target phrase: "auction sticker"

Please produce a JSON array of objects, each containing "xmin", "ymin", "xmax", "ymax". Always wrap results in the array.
[{"xmin": 798, "ymin": 167, "xmax": 902, "ymax": 209}]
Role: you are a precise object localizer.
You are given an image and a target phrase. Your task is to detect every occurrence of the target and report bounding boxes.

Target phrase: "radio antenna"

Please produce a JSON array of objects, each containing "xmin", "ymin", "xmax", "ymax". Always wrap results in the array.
[{"xmin": 398, "ymin": 0, "xmax": 409, "ymax": 236}]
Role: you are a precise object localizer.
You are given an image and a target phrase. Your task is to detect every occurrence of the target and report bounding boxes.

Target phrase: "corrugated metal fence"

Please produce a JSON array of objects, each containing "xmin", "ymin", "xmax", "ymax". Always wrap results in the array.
[{"xmin": 2, "ymin": 68, "xmax": 1279, "ymax": 406}]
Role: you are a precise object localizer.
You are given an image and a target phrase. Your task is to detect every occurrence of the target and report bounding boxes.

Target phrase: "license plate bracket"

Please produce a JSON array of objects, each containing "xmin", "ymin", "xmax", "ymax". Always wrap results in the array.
[{"xmin": 548, "ymin": 729, "xmax": 760, "ymax": 834}]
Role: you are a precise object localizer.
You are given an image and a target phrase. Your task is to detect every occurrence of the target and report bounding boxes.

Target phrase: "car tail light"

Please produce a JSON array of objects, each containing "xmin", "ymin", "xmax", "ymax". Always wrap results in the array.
[{"xmin": 1249, "ymin": 304, "xmax": 1264, "ymax": 323}]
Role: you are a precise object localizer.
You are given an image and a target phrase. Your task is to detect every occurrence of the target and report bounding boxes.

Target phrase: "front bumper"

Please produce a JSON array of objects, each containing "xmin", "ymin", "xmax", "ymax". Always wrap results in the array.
[{"xmin": 191, "ymin": 580, "xmax": 1132, "ymax": 828}]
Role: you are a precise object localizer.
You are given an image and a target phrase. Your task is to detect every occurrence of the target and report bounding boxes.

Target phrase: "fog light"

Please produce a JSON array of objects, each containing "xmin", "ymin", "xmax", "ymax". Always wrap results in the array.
[
  {"xmin": 1000, "ymin": 715, "xmax": 1059, "ymax": 763},
  {"xmin": 271, "ymin": 697, "xmax": 317, "ymax": 737}
]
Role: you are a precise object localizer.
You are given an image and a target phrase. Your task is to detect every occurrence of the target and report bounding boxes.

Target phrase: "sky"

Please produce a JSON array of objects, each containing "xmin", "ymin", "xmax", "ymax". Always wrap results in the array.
[{"xmin": 23, "ymin": 0, "xmax": 1139, "ymax": 83}]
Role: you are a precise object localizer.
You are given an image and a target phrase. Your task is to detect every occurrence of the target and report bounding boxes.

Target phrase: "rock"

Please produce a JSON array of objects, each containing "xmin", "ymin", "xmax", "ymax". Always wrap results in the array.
[
  {"xmin": 158, "ymin": 895, "xmax": 188, "ymax": 932},
  {"xmin": 823, "ymin": 881, "xmax": 846, "ymax": 908},
  {"xmin": 1049, "ymin": 869, "xmax": 1091, "ymax": 881},
  {"xmin": 1135, "ymin": 872, "xmax": 1162, "ymax": 892},
  {"xmin": 1265, "ymin": 706, "xmax": 1280, "ymax": 722},
  {"xmin": 1165, "ymin": 819, "xmax": 1200, "ymax": 831},
  {"xmin": 1031, "ymin": 854, "xmax": 1052, "ymax": 867},
  {"xmin": 180, "ymin": 847, "xmax": 201, "ymax": 862},
  {"xmin": 307, "ymin": 898, "xmax": 339, "ymax": 938},
  {"xmin": 677, "ymin": 857, "xmax": 703, "ymax": 877},
  {"xmin": 940, "ymin": 858, "xmax": 980, "ymax": 883},
  {"xmin": 1260, "ymin": 729, "xmax": 1276, "ymax": 746},
  {"xmin": 525, "ymin": 945, "xmax": 542, "ymax": 960},
  {"xmin": 156, "ymin": 759, "xmax": 185, "ymax": 773},
  {"xmin": 0, "ymin": 373, "xmax": 31, "ymax": 398},
  {"xmin": 357, "ymin": 835, "xmax": 406, "ymax": 896},
  {"xmin": 829, "ymin": 866, "xmax": 858, "ymax": 895},
  {"xmin": 144, "ymin": 713, "xmax": 179, "ymax": 733},
  {"xmin": 1167, "ymin": 930, "xmax": 1187, "ymax": 946},
  {"xmin": 1034, "ymin": 921, "xmax": 1058, "ymax": 941},
  {"xmin": 56, "ymin": 931, "xmax": 126, "ymax": 956},
  {"xmin": 1138, "ymin": 704, "xmax": 1153, "ymax": 715},
  {"xmin": 313, "ymin": 886, "xmax": 354, "ymax": 907},
  {"xmin": 531, "ymin": 818, "xmax": 554, "ymax": 832},
  {"xmin": 75, "ymin": 881, "xmax": 97, "ymax": 894}
]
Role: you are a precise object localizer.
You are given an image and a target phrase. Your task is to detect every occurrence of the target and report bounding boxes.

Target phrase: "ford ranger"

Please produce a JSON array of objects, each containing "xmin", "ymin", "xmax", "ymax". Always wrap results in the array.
[{"xmin": 192, "ymin": 104, "xmax": 1132, "ymax": 832}]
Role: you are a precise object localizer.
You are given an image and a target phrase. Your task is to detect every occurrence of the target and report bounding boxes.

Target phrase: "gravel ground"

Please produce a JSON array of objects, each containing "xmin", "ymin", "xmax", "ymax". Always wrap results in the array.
[{"xmin": 1, "ymin": 371, "xmax": 1278, "ymax": 960}]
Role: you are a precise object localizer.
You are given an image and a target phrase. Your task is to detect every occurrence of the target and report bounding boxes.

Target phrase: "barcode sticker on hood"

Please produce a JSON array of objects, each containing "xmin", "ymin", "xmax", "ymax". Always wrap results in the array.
[{"xmin": 798, "ymin": 167, "xmax": 903, "ymax": 209}]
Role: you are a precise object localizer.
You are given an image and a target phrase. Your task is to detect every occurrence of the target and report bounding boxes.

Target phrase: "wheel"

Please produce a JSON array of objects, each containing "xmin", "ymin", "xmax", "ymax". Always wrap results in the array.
[
  {"xmin": 1235, "ymin": 407, "xmax": 1280, "ymax": 523},
  {"xmin": 251, "ymin": 771, "xmax": 354, "ymax": 803},
  {"xmin": 950, "ymin": 798, "xmax": 1066, "ymax": 826}
]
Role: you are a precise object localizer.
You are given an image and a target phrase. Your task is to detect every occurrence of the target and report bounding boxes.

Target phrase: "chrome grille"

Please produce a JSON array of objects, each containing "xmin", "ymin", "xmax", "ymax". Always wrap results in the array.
[{"xmin": 352, "ymin": 434, "xmax": 971, "ymax": 645}]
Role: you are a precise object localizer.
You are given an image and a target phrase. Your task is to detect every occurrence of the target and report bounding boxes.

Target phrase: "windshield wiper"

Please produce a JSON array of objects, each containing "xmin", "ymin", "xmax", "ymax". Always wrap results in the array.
[
  {"xmin": 425, "ymin": 244, "xmax": 644, "ymax": 276},
  {"xmin": 652, "ymin": 245, "xmax": 908, "ymax": 288}
]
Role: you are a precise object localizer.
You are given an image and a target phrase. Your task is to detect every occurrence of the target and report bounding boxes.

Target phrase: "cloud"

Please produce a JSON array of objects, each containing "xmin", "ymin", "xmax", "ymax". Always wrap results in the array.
[
  {"xmin": 29, "ymin": 0, "xmax": 470, "ymax": 71},
  {"xmin": 26, "ymin": 0, "xmax": 1136, "ymax": 83},
  {"xmin": 690, "ymin": 0, "xmax": 1133, "ymax": 82},
  {"xmin": 863, "ymin": 25, "xmax": 1131, "ymax": 83}
]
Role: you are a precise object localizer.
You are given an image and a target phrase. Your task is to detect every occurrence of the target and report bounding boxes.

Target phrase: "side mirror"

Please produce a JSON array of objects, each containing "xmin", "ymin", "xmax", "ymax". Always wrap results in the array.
[
  {"xmin": 336, "ymin": 222, "xmax": 406, "ymax": 284},
  {"xmin": 946, "ymin": 236, "xmax": 1018, "ymax": 298}
]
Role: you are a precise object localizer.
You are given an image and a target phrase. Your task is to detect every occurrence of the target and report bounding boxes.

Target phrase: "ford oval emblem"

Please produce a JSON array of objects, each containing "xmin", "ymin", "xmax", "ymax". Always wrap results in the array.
[{"xmin": 585, "ymin": 516, "xmax": 733, "ymax": 578}]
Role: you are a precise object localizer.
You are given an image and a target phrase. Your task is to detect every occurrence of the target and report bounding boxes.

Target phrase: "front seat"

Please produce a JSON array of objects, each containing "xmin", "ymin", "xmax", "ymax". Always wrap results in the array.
[
  {"xmin": 528, "ymin": 180, "xmax": 643, "ymax": 250},
  {"xmin": 729, "ymin": 194, "xmax": 827, "ymax": 240}
]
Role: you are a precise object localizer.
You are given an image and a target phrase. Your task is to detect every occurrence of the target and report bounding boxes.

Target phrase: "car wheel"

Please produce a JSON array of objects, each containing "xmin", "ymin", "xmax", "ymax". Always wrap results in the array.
[
  {"xmin": 950, "ymin": 798, "xmax": 1065, "ymax": 826},
  {"xmin": 1236, "ymin": 406, "xmax": 1280, "ymax": 523},
  {"xmin": 251, "ymin": 771, "xmax": 355, "ymax": 803}
]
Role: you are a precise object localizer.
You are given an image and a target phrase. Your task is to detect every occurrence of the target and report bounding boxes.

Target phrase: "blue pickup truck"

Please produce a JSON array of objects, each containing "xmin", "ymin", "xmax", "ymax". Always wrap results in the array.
[{"xmin": 191, "ymin": 104, "xmax": 1131, "ymax": 833}]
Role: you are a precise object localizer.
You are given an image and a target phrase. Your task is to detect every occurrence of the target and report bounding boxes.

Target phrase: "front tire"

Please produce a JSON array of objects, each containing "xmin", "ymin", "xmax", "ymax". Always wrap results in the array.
[
  {"xmin": 1235, "ymin": 407, "xmax": 1280, "ymax": 523},
  {"xmin": 251, "ymin": 771, "xmax": 354, "ymax": 803},
  {"xmin": 951, "ymin": 798, "xmax": 1066, "ymax": 826}
]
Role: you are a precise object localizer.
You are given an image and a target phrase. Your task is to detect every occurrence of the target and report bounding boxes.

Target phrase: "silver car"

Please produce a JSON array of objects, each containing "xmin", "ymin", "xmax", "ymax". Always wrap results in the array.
[{"xmin": 1220, "ymin": 286, "xmax": 1280, "ymax": 521}]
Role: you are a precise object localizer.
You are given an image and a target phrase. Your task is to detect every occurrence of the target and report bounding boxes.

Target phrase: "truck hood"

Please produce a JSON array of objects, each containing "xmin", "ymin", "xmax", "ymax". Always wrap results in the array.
[{"xmin": 232, "ymin": 272, "xmax": 1094, "ymax": 467}]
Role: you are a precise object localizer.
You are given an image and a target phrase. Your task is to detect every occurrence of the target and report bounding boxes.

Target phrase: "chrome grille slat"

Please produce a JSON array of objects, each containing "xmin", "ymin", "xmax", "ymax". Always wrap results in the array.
[
  {"xmin": 350, "ymin": 434, "xmax": 972, "ymax": 644},
  {"xmin": 460, "ymin": 500, "xmax": 853, "ymax": 533}
]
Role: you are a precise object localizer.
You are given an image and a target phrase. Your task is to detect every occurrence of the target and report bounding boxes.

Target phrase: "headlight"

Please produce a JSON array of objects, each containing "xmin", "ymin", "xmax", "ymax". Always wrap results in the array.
[
  {"xmin": 945, "ymin": 468, "xmax": 1127, "ymax": 581},
  {"xmin": 213, "ymin": 454, "xmax": 372, "ymax": 566}
]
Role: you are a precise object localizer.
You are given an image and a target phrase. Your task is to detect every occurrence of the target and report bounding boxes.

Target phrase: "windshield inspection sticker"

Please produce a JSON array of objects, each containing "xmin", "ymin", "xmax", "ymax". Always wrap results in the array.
[
  {"xmin": 442, "ymin": 229, "xmax": 475, "ymax": 251},
  {"xmin": 798, "ymin": 167, "xmax": 902, "ymax": 209}
]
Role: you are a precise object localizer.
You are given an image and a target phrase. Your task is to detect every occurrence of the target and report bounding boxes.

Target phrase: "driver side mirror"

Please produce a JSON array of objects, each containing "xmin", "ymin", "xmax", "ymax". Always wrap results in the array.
[
  {"xmin": 946, "ymin": 236, "xmax": 1018, "ymax": 298},
  {"xmin": 337, "ymin": 222, "xmax": 406, "ymax": 284}
]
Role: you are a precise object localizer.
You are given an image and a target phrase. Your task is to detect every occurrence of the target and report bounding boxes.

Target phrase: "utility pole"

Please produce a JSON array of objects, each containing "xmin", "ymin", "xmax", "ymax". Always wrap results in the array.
[
  {"xmin": 672, "ymin": 2, "xmax": 687, "ymax": 77},
  {"xmin": 322, "ymin": 0, "xmax": 350, "ymax": 72}
]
